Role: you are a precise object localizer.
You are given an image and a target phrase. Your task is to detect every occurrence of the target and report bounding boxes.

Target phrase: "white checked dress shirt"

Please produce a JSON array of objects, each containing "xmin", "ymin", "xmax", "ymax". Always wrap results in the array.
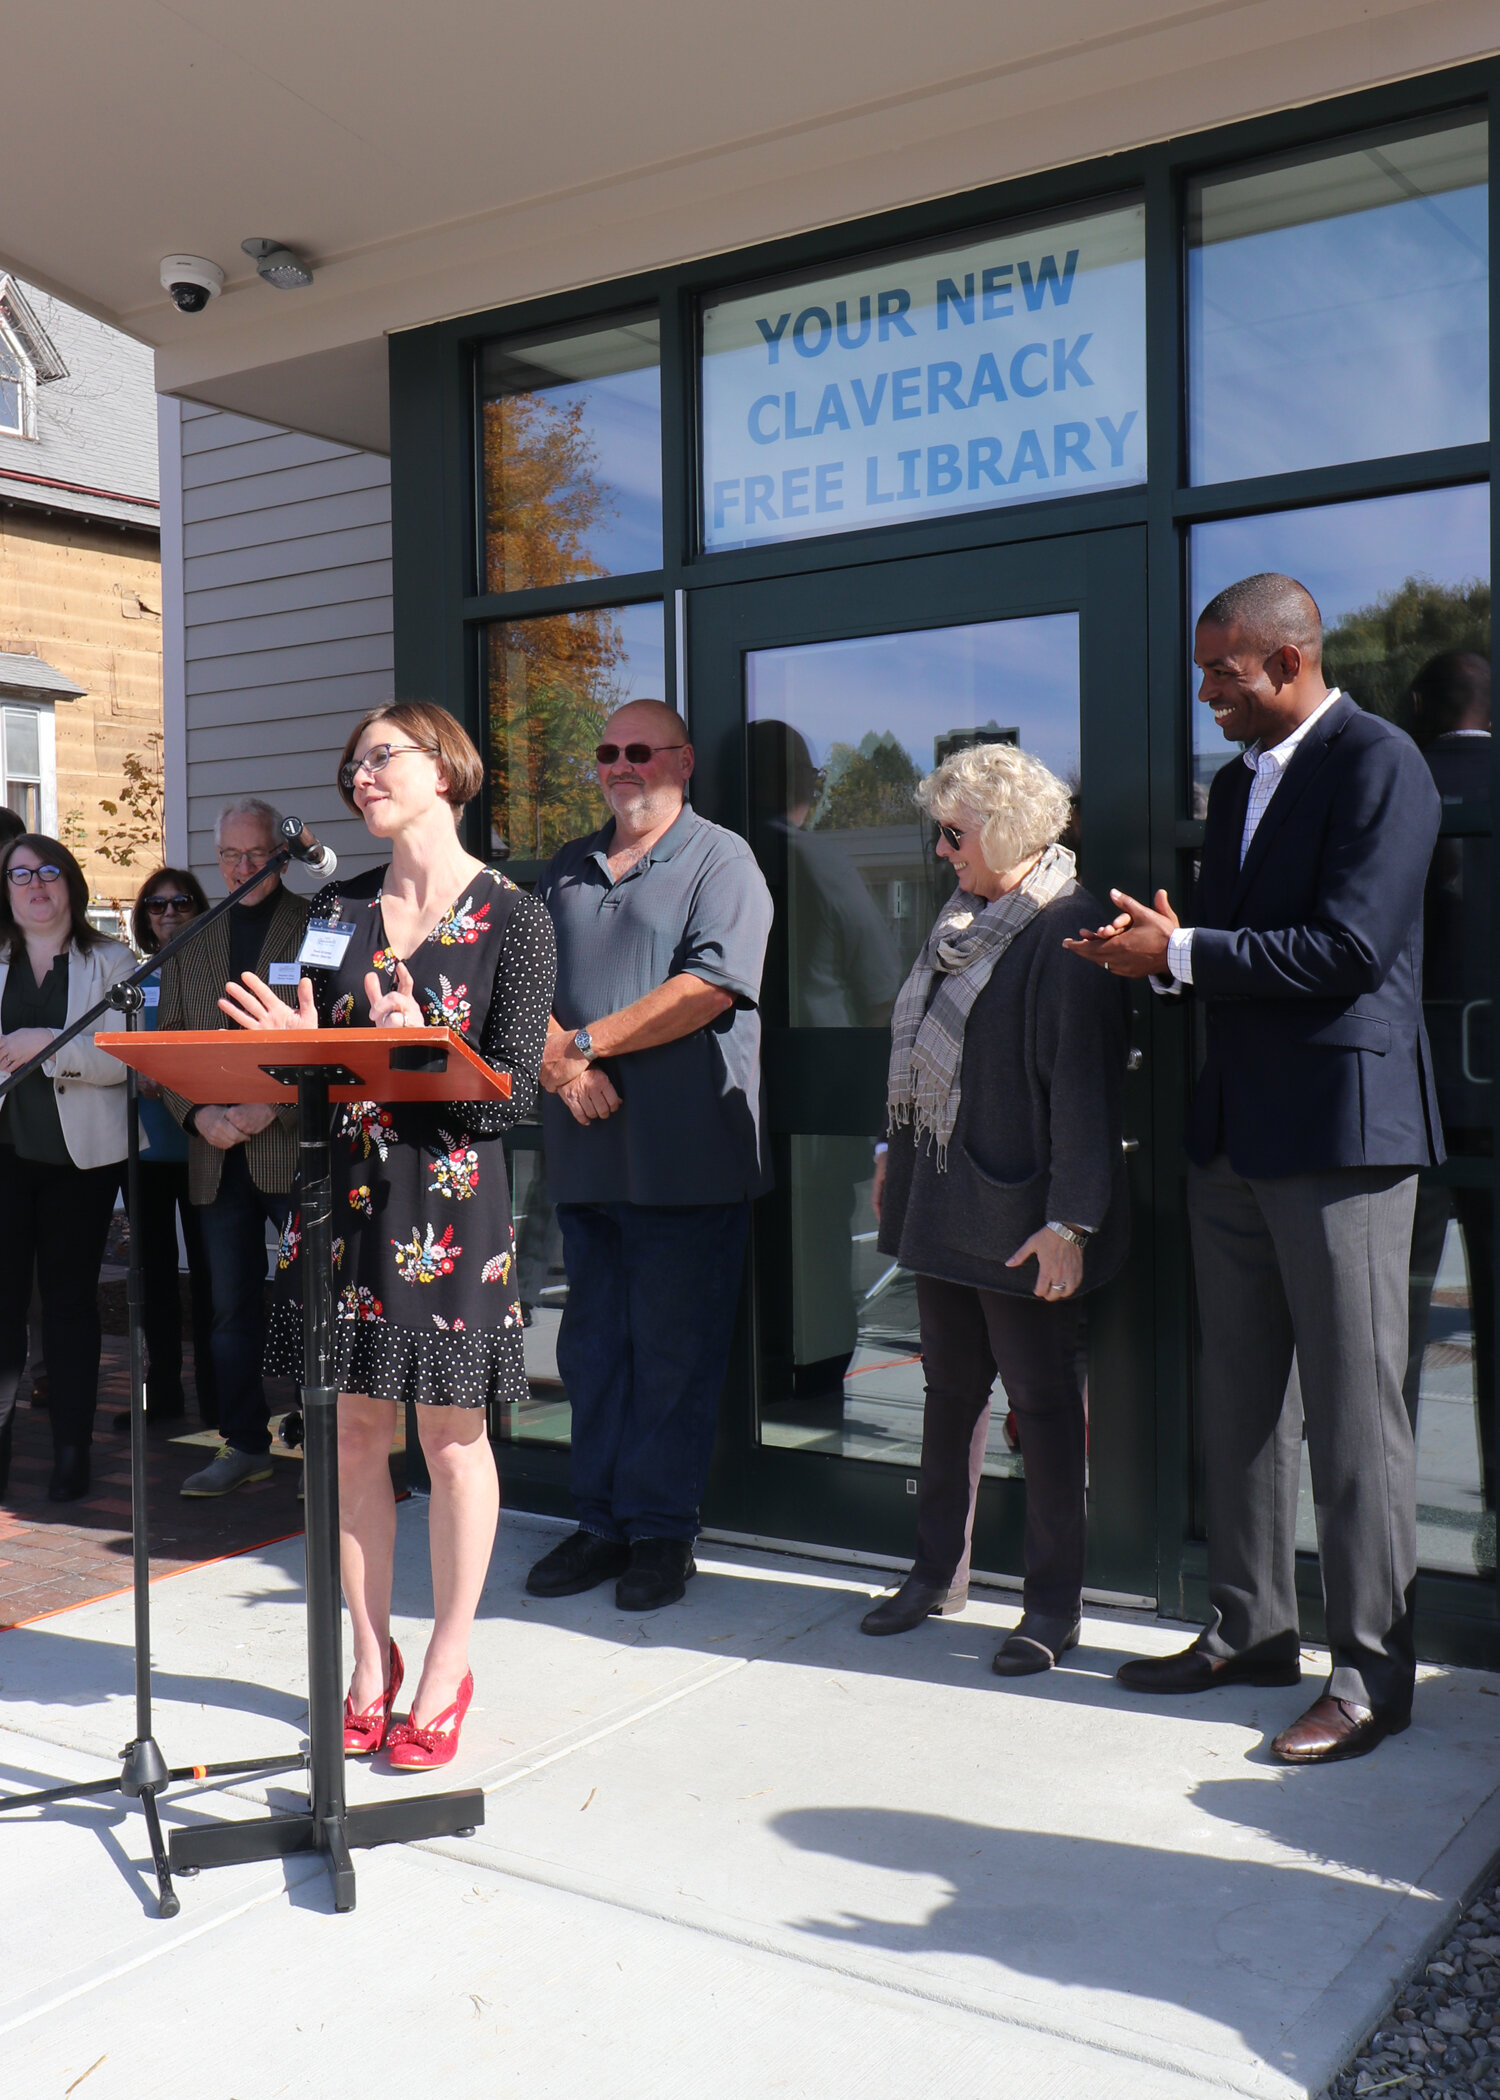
[{"xmin": 1164, "ymin": 690, "xmax": 1343, "ymax": 986}]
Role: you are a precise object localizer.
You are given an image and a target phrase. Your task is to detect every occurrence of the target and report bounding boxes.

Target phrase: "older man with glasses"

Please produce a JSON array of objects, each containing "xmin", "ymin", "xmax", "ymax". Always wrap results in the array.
[{"xmin": 157, "ymin": 796, "xmax": 309, "ymax": 1496}]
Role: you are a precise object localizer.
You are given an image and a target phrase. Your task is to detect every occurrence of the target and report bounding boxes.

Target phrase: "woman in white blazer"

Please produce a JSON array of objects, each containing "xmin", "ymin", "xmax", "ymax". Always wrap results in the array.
[{"xmin": 0, "ymin": 835, "xmax": 133, "ymax": 1502}]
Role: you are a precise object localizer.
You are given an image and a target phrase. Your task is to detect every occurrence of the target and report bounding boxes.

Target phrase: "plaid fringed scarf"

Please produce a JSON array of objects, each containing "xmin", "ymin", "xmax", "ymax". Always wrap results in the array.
[{"xmin": 887, "ymin": 844, "xmax": 1076, "ymax": 1168}]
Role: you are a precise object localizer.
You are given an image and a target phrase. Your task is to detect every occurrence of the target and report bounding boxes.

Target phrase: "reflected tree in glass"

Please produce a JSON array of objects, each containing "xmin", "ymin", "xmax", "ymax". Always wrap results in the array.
[
  {"xmin": 487, "ymin": 608, "xmax": 626, "ymax": 862},
  {"xmin": 482, "ymin": 389, "xmax": 615, "ymax": 596},
  {"xmin": 1324, "ymin": 576, "xmax": 1490, "ymax": 726}
]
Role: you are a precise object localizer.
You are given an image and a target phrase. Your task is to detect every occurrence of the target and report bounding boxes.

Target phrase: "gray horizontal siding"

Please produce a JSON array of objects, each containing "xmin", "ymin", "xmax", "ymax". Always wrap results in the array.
[{"xmin": 179, "ymin": 405, "xmax": 393, "ymax": 892}]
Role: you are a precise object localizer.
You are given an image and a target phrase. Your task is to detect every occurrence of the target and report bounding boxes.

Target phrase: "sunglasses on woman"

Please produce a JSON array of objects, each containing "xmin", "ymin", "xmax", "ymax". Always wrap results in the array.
[
  {"xmin": 595, "ymin": 742, "xmax": 686, "ymax": 767},
  {"xmin": 937, "ymin": 822, "xmax": 966, "ymax": 850},
  {"xmin": 145, "ymin": 895, "xmax": 196, "ymax": 915},
  {"xmin": 6, "ymin": 863, "xmax": 63, "ymax": 887}
]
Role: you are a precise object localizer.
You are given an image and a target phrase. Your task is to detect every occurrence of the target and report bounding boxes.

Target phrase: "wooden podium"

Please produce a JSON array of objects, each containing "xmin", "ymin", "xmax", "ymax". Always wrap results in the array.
[{"xmin": 100, "ymin": 1025, "xmax": 511, "ymax": 1911}]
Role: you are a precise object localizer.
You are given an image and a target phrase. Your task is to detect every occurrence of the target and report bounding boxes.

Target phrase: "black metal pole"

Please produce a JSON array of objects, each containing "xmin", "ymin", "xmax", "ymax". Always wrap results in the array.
[{"xmin": 296, "ymin": 1067, "xmax": 354, "ymax": 1909}]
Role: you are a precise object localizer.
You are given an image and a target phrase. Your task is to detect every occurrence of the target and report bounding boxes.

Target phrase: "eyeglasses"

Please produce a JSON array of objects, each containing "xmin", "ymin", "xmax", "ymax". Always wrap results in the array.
[
  {"xmin": 937, "ymin": 822, "xmax": 966, "ymax": 850},
  {"xmin": 145, "ymin": 895, "xmax": 196, "ymax": 915},
  {"xmin": 595, "ymin": 742, "xmax": 686, "ymax": 767},
  {"xmin": 6, "ymin": 863, "xmax": 63, "ymax": 887},
  {"xmin": 217, "ymin": 848, "xmax": 273, "ymax": 870},
  {"xmin": 338, "ymin": 742, "xmax": 437, "ymax": 795}
]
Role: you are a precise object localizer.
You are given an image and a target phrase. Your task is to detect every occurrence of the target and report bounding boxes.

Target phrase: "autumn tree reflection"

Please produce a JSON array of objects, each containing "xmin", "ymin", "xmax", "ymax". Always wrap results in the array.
[{"xmin": 483, "ymin": 390, "xmax": 626, "ymax": 861}]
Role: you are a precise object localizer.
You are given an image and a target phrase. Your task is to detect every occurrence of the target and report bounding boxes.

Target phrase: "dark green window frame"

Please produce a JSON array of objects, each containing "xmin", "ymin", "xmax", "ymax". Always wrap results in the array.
[{"xmin": 391, "ymin": 57, "xmax": 1500, "ymax": 1662}]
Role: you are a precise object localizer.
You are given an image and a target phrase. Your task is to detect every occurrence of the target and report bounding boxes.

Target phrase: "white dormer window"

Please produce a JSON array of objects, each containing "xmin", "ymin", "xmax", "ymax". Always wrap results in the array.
[{"xmin": 0, "ymin": 323, "xmax": 31, "ymax": 439}]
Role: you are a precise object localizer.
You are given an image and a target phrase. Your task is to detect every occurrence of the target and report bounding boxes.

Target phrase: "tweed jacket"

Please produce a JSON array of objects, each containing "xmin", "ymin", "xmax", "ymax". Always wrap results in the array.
[{"xmin": 158, "ymin": 885, "xmax": 308, "ymax": 1205}]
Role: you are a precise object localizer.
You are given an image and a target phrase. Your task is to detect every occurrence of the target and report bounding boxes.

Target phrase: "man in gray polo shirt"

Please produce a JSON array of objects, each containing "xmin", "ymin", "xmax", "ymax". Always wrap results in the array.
[{"xmin": 527, "ymin": 698, "xmax": 773, "ymax": 1611}]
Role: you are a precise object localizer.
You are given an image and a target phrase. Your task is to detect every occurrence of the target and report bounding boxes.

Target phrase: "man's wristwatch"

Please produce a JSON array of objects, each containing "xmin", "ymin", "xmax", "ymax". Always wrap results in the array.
[
  {"xmin": 1045, "ymin": 1220, "xmax": 1091, "ymax": 1249},
  {"xmin": 572, "ymin": 1028, "xmax": 597, "ymax": 1061}
]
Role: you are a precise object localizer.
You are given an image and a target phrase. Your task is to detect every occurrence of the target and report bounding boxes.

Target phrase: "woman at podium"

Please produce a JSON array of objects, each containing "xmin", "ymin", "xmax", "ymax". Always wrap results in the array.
[{"xmin": 222, "ymin": 703, "xmax": 556, "ymax": 1769}]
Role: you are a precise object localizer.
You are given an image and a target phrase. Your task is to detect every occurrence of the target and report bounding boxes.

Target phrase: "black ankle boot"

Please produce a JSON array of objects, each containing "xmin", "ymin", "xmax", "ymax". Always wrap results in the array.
[
  {"xmin": 860, "ymin": 1572, "xmax": 967, "ymax": 1636},
  {"xmin": 47, "ymin": 1444, "xmax": 90, "ymax": 1503}
]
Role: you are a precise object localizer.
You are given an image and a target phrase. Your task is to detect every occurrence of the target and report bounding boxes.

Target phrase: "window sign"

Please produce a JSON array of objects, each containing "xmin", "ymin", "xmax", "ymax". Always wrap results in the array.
[{"xmin": 701, "ymin": 202, "xmax": 1145, "ymax": 551}]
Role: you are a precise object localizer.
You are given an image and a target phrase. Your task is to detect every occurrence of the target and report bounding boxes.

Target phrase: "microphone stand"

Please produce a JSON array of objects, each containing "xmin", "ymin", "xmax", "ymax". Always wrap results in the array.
[{"xmin": 0, "ymin": 844, "xmax": 313, "ymax": 1915}]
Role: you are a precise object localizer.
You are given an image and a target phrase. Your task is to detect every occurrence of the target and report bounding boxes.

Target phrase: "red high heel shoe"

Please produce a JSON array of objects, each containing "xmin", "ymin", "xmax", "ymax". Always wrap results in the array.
[
  {"xmin": 387, "ymin": 1670, "xmax": 474, "ymax": 1770},
  {"xmin": 343, "ymin": 1640, "xmax": 404, "ymax": 1756}
]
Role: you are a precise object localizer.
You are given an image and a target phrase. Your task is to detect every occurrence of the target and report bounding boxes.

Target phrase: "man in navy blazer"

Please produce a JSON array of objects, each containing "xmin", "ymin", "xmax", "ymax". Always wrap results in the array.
[{"xmin": 1067, "ymin": 572, "xmax": 1441, "ymax": 1763}]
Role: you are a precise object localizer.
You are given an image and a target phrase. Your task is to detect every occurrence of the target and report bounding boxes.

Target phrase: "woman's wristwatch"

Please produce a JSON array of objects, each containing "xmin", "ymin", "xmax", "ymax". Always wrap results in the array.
[{"xmin": 1045, "ymin": 1220, "xmax": 1091, "ymax": 1249}]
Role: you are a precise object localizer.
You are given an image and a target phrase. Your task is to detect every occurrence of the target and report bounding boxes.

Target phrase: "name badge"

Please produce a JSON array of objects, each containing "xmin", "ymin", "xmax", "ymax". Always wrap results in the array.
[
  {"xmin": 267, "ymin": 962, "xmax": 303, "ymax": 988},
  {"xmin": 297, "ymin": 919, "xmax": 357, "ymax": 969},
  {"xmin": 141, "ymin": 983, "xmax": 160, "ymax": 1008}
]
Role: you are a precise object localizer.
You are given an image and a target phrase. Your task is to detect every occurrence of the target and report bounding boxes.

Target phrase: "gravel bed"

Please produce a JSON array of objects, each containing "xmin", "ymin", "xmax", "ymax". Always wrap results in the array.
[{"xmin": 1325, "ymin": 1870, "xmax": 1500, "ymax": 2096}]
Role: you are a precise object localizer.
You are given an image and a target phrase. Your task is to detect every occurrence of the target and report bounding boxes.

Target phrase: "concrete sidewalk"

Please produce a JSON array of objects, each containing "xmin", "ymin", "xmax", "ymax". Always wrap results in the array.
[{"xmin": 3, "ymin": 1509, "xmax": 1500, "ymax": 2099}]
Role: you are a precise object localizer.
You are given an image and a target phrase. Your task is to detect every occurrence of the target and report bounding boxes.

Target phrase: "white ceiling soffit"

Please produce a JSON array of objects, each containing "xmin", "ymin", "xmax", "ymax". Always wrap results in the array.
[{"xmin": 0, "ymin": 0, "xmax": 1494, "ymax": 453}]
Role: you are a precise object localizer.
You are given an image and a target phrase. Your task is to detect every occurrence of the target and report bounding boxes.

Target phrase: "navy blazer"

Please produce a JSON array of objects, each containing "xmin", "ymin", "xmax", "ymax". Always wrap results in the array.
[{"xmin": 1186, "ymin": 694, "xmax": 1444, "ymax": 1177}]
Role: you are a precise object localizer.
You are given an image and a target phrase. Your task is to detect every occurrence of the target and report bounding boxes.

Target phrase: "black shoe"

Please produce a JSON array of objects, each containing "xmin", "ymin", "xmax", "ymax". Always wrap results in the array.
[
  {"xmin": 992, "ymin": 1613, "xmax": 1081, "ymax": 1677},
  {"xmin": 1116, "ymin": 1644, "xmax": 1302, "ymax": 1695},
  {"xmin": 47, "ymin": 1445, "xmax": 91, "ymax": 1502},
  {"xmin": 616, "ymin": 1537, "xmax": 696, "ymax": 1611},
  {"xmin": 860, "ymin": 1572, "xmax": 967, "ymax": 1636},
  {"xmin": 525, "ymin": 1528, "xmax": 630, "ymax": 1598},
  {"xmin": 0, "ymin": 1412, "xmax": 12, "ymax": 1497}
]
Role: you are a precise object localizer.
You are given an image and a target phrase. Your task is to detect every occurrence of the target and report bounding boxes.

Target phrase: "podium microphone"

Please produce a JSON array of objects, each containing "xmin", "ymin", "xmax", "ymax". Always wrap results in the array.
[{"xmin": 280, "ymin": 815, "xmax": 338, "ymax": 878}]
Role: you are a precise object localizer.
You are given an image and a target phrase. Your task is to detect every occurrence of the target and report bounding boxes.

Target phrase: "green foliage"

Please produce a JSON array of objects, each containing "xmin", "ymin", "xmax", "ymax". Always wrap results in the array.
[
  {"xmin": 812, "ymin": 733, "xmax": 921, "ymax": 830},
  {"xmin": 1324, "ymin": 577, "xmax": 1491, "ymax": 726},
  {"xmin": 96, "ymin": 731, "xmax": 165, "ymax": 869}
]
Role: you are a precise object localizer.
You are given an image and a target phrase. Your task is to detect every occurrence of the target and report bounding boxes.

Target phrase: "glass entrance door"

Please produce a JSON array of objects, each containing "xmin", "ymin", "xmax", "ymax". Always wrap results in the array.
[{"xmin": 689, "ymin": 527, "xmax": 1159, "ymax": 1600}]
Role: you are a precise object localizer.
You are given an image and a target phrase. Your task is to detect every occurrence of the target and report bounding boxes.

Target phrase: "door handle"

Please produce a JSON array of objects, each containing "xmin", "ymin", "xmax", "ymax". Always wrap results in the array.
[
  {"xmin": 1121, "ymin": 1137, "xmax": 1140, "ymax": 1154},
  {"xmin": 1462, "ymin": 999, "xmax": 1493, "ymax": 1086},
  {"xmin": 1126, "ymin": 1048, "xmax": 1143, "ymax": 1072}
]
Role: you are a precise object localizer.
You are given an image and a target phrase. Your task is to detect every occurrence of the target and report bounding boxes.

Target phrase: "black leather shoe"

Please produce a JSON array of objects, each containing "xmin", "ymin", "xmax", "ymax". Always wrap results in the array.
[
  {"xmin": 992, "ymin": 1614, "xmax": 1081, "ymax": 1676},
  {"xmin": 1117, "ymin": 1644, "xmax": 1302, "ymax": 1694},
  {"xmin": 525, "ymin": 1528, "xmax": 630, "ymax": 1597},
  {"xmin": 47, "ymin": 1445, "xmax": 91, "ymax": 1503},
  {"xmin": 616, "ymin": 1537, "xmax": 696, "ymax": 1611},
  {"xmin": 860, "ymin": 1573, "xmax": 967, "ymax": 1636},
  {"xmin": 1271, "ymin": 1693, "xmax": 1410, "ymax": 1764}
]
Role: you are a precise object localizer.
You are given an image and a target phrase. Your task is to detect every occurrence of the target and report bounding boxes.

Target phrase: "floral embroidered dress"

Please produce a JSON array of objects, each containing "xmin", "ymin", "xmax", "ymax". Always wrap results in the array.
[{"xmin": 265, "ymin": 865, "xmax": 556, "ymax": 1410}]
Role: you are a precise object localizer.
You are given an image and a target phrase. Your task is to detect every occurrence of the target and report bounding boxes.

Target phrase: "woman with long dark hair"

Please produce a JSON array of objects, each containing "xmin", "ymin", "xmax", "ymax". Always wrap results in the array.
[
  {"xmin": 222, "ymin": 702, "xmax": 555, "ymax": 1769},
  {"xmin": 125, "ymin": 867, "xmax": 217, "ymax": 1428},
  {"xmin": 0, "ymin": 835, "xmax": 134, "ymax": 1500}
]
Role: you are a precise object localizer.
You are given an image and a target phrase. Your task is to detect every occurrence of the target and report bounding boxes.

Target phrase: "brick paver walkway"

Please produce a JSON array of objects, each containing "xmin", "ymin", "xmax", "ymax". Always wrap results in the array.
[{"xmin": 0, "ymin": 1339, "xmax": 405, "ymax": 1627}]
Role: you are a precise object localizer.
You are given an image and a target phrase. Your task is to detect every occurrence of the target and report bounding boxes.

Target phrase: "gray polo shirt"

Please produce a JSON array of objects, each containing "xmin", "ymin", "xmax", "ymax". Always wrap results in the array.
[{"xmin": 538, "ymin": 804, "xmax": 774, "ymax": 1207}]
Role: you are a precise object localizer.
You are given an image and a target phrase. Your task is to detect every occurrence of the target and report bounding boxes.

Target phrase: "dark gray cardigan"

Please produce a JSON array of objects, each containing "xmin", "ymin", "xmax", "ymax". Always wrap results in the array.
[{"xmin": 879, "ymin": 887, "xmax": 1131, "ymax": 1297}]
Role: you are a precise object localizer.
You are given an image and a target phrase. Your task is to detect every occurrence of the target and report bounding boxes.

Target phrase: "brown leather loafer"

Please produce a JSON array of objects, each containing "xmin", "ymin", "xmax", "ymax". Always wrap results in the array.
[
  {"xmin": 1116, "ymin": 1645, "xmax": 1303, "ymax": 1695},
  {"xmin": 1271, "ymin": 1693, "xmax": 1410, "ymax": 1764}
]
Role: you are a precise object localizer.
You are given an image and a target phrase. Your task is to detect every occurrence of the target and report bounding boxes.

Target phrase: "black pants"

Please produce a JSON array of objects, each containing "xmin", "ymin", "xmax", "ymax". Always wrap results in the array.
[
  {"xmin": 0, "ymin": 1147, "xmax": 120, "ymax": 1451},
  {"xmin": 138, "ymin": 1160, "xmax": 216, "ymax": 1419},
  {"xmin": 912, "ymin": 1274, "xmax": 1087, "ymax": 1620}
]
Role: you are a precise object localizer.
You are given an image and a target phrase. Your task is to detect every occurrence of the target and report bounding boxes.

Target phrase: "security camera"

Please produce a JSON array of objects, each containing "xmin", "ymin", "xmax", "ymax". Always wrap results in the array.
[{"xmin": 160, "ymin": 256, "xmax": 224, "ymax": 315}]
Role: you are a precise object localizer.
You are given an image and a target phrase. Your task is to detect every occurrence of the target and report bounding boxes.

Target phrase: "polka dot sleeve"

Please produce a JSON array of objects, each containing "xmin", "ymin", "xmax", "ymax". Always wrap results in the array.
[{"xmin": 468, "ymin": 890, "xmax": 557, "ymax": 1134}]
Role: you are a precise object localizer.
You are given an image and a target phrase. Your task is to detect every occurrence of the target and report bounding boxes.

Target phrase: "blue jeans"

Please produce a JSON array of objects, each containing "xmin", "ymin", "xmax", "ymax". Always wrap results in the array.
[
  {"xmin": 556, "ymin": 1200, "xmax": 751, "ymax": 1542},
  {"xmin": 196, "ymin": 1148, "xmax": 290, "ymax": 1456}
]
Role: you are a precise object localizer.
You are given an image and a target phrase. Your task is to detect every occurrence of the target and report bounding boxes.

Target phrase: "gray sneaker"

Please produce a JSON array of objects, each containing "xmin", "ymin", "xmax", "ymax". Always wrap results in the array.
[{"xmin": 181, "ymin": 1445, "xmax": 274, "ymax": 1497}]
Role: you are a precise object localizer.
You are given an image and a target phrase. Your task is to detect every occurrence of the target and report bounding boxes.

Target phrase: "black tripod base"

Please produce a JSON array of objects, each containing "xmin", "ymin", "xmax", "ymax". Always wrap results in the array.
[{"xmin": 168, "ymin": 1788, "xmax": 485, "ymax": 1911}]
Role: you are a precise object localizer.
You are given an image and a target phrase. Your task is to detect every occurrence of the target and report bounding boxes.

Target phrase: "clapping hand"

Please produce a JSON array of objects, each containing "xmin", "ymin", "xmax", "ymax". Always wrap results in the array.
[
  {"xmin": 365, "ymin": 961, "xmax": 423, "ymax": 1029},
  {"xmin": 220, "ymin": 972, "xmax": 319, "ymax": 1031},
  {"xmin": 1063, "ymin": 888, "xmax": 1179, "ymax": 978}
]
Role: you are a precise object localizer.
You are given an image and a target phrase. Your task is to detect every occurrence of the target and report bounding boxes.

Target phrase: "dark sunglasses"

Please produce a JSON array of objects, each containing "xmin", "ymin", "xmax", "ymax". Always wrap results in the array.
[
  {"xmin": 937, "ymin": 822, "xmax": 966, "ymax": 850},
  {"xmin": 595, "ymin": 742, "xmax": 686, "ymax": 767},
  {"xmin": 145, "ymin": 895, "xmax": 196, "ymax": 915}
]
